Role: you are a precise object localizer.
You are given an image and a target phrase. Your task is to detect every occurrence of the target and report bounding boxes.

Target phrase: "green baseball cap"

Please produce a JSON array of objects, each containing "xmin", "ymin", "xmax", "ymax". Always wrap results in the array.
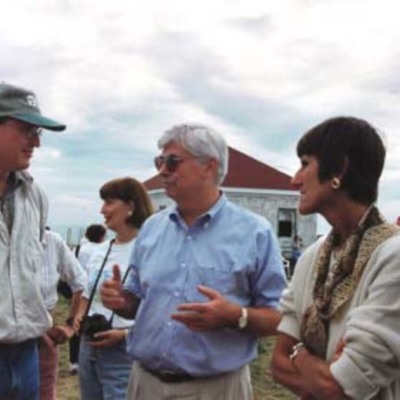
[{"xmin": 0, "ymin": 82, "xmax": 66, "ymax": 131}]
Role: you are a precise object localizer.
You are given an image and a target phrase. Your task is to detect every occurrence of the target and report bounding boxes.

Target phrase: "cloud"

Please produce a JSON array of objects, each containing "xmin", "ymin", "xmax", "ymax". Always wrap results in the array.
[{"xmin": 2, "ymin": 0, "xmax": 400, "ymax": 236}]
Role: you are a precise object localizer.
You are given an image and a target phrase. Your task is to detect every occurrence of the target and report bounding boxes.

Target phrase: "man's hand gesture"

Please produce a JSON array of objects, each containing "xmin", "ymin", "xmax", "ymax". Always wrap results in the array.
[{"xmin": 171, "ymin": 285, "xmax": 240, "ymax": 331}]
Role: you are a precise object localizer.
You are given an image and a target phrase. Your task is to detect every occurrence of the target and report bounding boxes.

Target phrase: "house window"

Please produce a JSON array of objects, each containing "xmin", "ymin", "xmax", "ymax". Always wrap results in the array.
[{"xmin": 277, "ymin": 208, "xmax": 296, "ymax": 238}]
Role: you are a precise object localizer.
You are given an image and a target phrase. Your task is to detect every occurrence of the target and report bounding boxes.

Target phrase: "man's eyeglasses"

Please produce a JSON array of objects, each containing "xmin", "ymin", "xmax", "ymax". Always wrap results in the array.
[
  {"xmin": 22, "ymin": 125, "xmax": 43, "ymax": 139},
  {"xmin": 7, "ymin": 120, "xmax": 43, "ymax": 139},
  {"xmin": 154, "ymin": 154, "xmax": 194, "ymax": 173}
]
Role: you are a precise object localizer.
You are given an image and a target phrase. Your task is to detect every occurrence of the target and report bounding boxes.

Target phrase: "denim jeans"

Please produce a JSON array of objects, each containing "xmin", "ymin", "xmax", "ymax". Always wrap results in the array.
[
  {"xmin": 79, "ymin": 335, "xmax": 133, "ymax": 400},
  {"xmin": 0, "ymin": 339, "xmax": 39, "ymax": 400}
]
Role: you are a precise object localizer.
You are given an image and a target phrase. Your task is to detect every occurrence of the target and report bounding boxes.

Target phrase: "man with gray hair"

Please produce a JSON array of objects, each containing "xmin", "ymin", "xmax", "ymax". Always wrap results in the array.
[
  {"xmin": 0, "ymin": 82, "xmax": 65, "ymax": 399},
  {"xmin": 101, "ymin": 123, "xmax": 286, "ymax": 399}
]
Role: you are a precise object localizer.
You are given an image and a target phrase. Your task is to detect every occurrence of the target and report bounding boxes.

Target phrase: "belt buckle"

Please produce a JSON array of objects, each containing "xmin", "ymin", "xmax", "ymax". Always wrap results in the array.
[
  {"xmin": 160, "ymin": 369, "xmax": 175, "ymax": 375},
  {"xmin": 159, "ymin": 370, "xmax": 180, "ymax": 382},
  {"xmin": 158, "ymin": 369, "xmax": 192, "ymax": 383}
]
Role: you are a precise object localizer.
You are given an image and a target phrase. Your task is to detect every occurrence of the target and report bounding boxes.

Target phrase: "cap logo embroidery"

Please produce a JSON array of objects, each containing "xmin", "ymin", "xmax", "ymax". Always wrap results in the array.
[{"xmin": 26, "ymin": 94, "xmax": 38, "ymax": 108}]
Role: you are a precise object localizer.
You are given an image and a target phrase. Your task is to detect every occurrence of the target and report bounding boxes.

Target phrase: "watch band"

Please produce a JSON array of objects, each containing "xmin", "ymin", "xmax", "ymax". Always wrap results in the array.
[
  {"xmin": 289, "ymin": 342, "xmax": 305, "ymax": 364},
  {"xmin": 238, "ymin": 307, "xmax": 248, "ymax": 329}
]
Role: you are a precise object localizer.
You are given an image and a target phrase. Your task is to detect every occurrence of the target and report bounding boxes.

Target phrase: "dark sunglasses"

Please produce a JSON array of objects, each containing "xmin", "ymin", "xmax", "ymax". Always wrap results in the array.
[{"xmin": 154, "ymin": 154, "xmax": 192, "ymax": 173}]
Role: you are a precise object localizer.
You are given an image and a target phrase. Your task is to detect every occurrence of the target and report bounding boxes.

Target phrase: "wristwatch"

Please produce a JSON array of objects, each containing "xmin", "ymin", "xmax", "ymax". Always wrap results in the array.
[{"xmin": 238, "ymin": 307, "xmax": 248, "ymax": 329}]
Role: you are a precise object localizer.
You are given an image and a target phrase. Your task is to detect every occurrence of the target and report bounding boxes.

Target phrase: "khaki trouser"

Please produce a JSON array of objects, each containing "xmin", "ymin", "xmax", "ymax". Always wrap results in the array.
[{"xmin": 127, "ymin": 362, "xmax": 253, "ymax": 400}]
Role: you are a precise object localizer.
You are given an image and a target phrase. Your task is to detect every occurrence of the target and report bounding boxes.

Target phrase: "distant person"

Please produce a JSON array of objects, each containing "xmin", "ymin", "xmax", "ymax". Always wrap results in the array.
[
  {"xmin": 56, "ymin": 277, "xmax": 80, "ymax": 375},
  {"xmin": 65, "ymin": 223, "xmax": 107, "ymax": 375},
  {"xmin": 77, "ymin": 223, "xmax": 107, "ymax": 271},
  {"xmin": 39, "ymin": 228, "xmax": 87, "ymax": 400},
  {"xmin": 290, "ymin": 234, "xmax": 303, "ymax": 275},
  {"xmin": 77, "ymin": 177, "xmax": 153, "ymax": 400},
  {"xmin": 0, "ymin": 82, "xmax": 65, "ymax": 399},
  {"xmin": 271, "ymin": 117, "xmax": 400, "ymax": 399},
  {"xmin": 101, "ymin": 123, "xmax": 287, "ymax": 400}
]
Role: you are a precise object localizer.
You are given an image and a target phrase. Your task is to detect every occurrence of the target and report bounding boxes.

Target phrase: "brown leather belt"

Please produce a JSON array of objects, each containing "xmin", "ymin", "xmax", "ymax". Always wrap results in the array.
[{"xmin": 142, "ymin": 365, "xmax": 196, "ymax": 383}]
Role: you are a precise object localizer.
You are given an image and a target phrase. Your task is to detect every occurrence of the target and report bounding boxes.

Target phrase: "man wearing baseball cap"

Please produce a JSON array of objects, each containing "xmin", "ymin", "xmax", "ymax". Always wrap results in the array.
[{"xmin": 0, "ymin": 82, "xmax": 66, "ymax": 399}]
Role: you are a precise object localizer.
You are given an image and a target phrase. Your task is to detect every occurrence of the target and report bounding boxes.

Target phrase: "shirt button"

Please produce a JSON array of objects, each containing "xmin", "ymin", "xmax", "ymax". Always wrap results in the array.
[
  {"xmin": 180, "ymin": 263, "xmax": 186, "ymax": 268},
  {"xmin": 175, "ymin": 291, "xmax": 180, "ymax": 297},
  {"xmin": 187, "ymin": 236, "xmax": 192, "ymax": 240}
]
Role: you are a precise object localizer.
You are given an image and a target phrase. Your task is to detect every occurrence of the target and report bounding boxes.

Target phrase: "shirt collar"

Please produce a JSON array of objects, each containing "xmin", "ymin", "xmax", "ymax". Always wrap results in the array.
[
  {"xmin": 2, "ymin": 171, "xmax": 30, "ymax": 198},
  {"xmin": 15, "ymin": 170, "xmax": 33, "ymax": 186},
  {"xmin": 169, "ymin": 192, "xmax": 227, "ymax": 225}
]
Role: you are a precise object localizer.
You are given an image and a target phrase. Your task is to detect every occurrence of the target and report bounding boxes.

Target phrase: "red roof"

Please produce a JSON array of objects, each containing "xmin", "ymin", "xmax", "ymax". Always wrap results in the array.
[{"xmin": 144, "ymin": 147, "xmax": 294, "ymax": 191}]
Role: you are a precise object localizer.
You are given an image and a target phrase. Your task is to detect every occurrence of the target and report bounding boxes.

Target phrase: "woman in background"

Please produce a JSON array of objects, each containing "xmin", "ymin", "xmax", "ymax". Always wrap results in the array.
[
  {"xmin": 67, "ymin": 223, "xmax": 107, "ymax": 375},
  {"xmin": 77, "ymin": 223, "xmax": 107, "ymax": 272},
  {"xmin": 78, "ymin": 177, "xmax": 153, "ymax": 400},
  {"xmin": 271, "ymin": 117, "xmax": 400, "ymax": 399}
]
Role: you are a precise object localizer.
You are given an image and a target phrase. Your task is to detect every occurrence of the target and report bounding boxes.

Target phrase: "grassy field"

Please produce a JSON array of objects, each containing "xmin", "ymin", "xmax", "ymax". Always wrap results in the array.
[{"xmin": 55, "ymin": 299, "xmax": 295, "ymax": 400}]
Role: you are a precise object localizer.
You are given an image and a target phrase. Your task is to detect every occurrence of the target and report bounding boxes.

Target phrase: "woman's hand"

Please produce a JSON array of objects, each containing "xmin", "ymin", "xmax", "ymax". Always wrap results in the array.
[
  {"xmin": 331, "ymin": 338, "xmax": 345, "ymax": 363},
  {"xmin": 88, "ymin": 329, "xmax": 127, "ymax": 347}
]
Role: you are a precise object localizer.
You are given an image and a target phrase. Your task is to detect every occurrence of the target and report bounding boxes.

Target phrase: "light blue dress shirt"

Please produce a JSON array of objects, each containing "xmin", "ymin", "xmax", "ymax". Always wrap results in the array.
[{"xmin": 125, "ymin": 194, "xmax": 286, "ymax": 376}]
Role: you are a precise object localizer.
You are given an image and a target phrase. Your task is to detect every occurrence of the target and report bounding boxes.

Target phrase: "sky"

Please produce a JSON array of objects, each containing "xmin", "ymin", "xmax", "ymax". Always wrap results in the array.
[{"xmin": 2, "ymin": 0, "xmax": 399, "ymax": 238}]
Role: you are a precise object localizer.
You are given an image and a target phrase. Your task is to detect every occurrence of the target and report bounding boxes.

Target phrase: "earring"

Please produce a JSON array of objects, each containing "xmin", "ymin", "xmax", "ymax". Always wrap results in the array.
[
  {"xmin": 127, "ymin": 210, "xmax": 133, "ymax": 217},
  {"xmin": 331, "ymin": 177, "xmax": 341, "ymax": 190}
]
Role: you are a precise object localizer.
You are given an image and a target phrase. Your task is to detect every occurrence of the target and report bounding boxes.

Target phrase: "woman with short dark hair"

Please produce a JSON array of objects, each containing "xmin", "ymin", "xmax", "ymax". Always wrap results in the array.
[
  {"xmin": 78, "ymin": 177, "xmax": 153, "ymax": 400},
  {"xmin": 271, "ymin": 116, "xmax": 400, "ymax": 399}
]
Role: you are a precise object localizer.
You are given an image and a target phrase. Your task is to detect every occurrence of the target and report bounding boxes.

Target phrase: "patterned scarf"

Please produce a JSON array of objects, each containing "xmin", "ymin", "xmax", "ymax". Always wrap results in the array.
[{"xmin": 300, "ymin": 205, "xmax": 399, "ymax": 358}]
